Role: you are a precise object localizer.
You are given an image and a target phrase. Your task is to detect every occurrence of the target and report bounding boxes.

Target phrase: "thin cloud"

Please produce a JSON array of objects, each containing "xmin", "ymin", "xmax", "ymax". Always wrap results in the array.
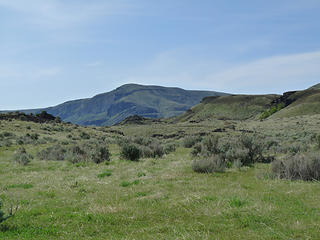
[
  {"xmin": 207, "ymin": 51, "xmax": 320, "ymax": 93},
  {"xmin": 0, "ymin": 0, "xmax": 138, "ymax": 28},
  {"xmin": 0, "ymin": 64, "xmax": 62, "ymax": 83},
  {"xmin": 122, "ymin": 50, "xmax": 320, "ymax": 93}
]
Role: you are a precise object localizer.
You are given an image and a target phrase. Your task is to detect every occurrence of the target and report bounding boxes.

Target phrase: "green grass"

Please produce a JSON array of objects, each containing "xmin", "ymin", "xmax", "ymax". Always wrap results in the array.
[
  {"xmin": 0, "ymin": 117, "xmax": 320, "ymax": 239},
  {"xmin": 7, "ymin": 184, "xmax": 34, "ymax": 189},
  {"xmin": 97, "ymin": 170, "xmax": 112, "ymax": 178}
]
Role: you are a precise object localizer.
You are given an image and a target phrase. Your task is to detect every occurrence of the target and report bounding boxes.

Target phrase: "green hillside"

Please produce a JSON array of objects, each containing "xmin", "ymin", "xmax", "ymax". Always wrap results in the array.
[
  {"xmin": 271, "ymin": 88, "xmax": 320, "ymax": 118},
  {"xmin": 308, "ymin": 83, "xmax": 320, "ymax": 90},
  {"xmin": 175, "ymin": 94, "xmax": 279, "ymax": 123},
  {"xmin": 22, "ymin": 84, "xmax": 227, "ymax": 126},
  {"xmin": 173, "ymin": 83, "xmax": 320, "ymax": 123}
]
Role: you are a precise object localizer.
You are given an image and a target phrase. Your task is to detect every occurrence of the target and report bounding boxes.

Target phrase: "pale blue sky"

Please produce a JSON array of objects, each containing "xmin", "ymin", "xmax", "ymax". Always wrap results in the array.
[{"xmin": 1, "ymin": 0, "xmax": 320, "ymax": 109}]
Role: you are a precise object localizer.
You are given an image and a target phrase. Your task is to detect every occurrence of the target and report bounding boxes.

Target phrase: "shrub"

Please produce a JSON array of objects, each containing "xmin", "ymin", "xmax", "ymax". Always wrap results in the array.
[
  {"xmin": 224, "ymin": 147, "xmax": 248, "ymax": 165},
  {"xmin": 192, "ymin": 155, "xmax": 226, "ymax": 173},
  {"xmin": 190, "ymin": 134, "xmax": 267, "ymax": 168},
  {"xmin": 2, "ymin": 132, "xmax": 13, "ymax": 137},
  {"xmin": 232, "ymin": 159, "xmax": 243, "ymax": 169},
  {"xmin": 64, "ymin": 145, "xmax": 87, "ymax": 164},
  {"xmin": 140, "ymin": 146, "xmax": 154, "ymax": 158},
  {"xmin": 120, "ymin": 144, "xmax": 141, "ymax": 161},
  {"xmin": 37, "ymin": 145, "xmax": 67, "ymax": 161},
  {"xmin": 191, "ymin": 136, "xmax": 222, "ymax": 157},
  {"xmin": 215, "ymin": 134, "xmax": 268, "ymax": 167},
  {"xmin": 191, "ymin": 142, "xmax": 202, "ymax": 157},
  {"xmin": 271, "ymin": 152, "xmax": 320, "ymax": 181},
  {"xmin": 164, "ymin": 143, "xmax": 176, "ymax": 154},
  {"xmin": 202, "ymin": 136, "xmax": 220, "ymax": 155},
  {"xmin": 17, "ymin": 133, "xmax": 40, "ymax": 145},
  {"xmin": 80, "ymin": 132, "xmax": 90, "ymax": 140},
  {"xmin": 238, "ymin": 135, "xmax": 265, "ymax": 166},
  {"xmin": 0, "ymin": 139, "xmax": 13, "ymax": 147},
  {"xmin": 91, "ymin": 146, "xmax": 111, "ymax": 164},
  {"xmin": 132, "ymin": 136, "xmax": 152, "ymax": 146},
  {"xmin": 13, "ymin": 147, "xmax": 33, "ymax": 166},
  {"xmin": 64, "ymin": 151, "xmax": 80, "ymax": 164},
  {"xmin": 260, "ymin": 103, "xmax": 285, "ymax": 119},
  {"xmin": 30, "ymin": 133, "xmax": 39, "ymax": 140},
  {"xmin": 183, "ymin": 136, "xmax": 202, "ymax": 148},
  {"xmin": 149, "ymin": 142, "xmax": 164, "ymax": 158},
  {"xmin": 140, "ymin": 142, "xmax": 165, "ymax": 158}
]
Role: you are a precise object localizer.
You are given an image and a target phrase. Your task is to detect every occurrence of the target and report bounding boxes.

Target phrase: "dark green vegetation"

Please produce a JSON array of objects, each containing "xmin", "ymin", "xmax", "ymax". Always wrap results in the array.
[
  {"xmin": 20, "ymin": 84, "xmax": 227, "ymax": 126},
  {"xmin": 1, "ymin": 83, "xmax": 320, "ymax": 239},
  {"xmin": 260, "ymin": 103, "xmax": 285, "ymax": 119}
]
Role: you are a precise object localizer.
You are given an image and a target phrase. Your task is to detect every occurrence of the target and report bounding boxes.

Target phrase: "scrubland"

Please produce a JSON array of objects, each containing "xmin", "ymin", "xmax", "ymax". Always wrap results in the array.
[{"xmin": 0, "ymin": 115, "xmax": 320, "ymax": 239}]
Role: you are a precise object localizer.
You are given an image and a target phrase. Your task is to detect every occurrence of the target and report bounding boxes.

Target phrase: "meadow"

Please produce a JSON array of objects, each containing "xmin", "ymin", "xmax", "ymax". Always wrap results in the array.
[{"xmin": 0, "ymin": 115, "xmax": 320, "ymax": 239}]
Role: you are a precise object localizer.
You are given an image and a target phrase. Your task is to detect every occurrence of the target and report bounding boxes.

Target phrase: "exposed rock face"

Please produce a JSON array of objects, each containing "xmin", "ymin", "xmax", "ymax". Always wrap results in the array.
[
  {"xmin": 0, "ymin": 111, "xmax": 59, "ymax": 123},
  {"xmin": 271, "ymin": 91, "xmax": 297, "ymax": 107}
]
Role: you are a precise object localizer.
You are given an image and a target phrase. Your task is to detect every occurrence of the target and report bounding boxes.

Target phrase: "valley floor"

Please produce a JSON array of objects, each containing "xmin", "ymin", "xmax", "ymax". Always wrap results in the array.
[{"xmin": 0, "ymin": 116, "xmax": 320, "ymax": 239}]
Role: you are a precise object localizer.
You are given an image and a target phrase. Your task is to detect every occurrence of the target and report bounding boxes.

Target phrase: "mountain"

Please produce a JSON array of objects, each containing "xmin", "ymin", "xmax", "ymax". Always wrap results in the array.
[{"xmin": 22, "ymin": 84, "xmax": 228, "ymax": 126}]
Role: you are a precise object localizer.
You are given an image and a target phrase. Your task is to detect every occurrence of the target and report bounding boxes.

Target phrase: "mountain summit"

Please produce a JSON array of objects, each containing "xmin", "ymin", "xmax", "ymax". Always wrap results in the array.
[{"xmin": 25, "ymin": 84, "xmax": 228, "ymax": 126}]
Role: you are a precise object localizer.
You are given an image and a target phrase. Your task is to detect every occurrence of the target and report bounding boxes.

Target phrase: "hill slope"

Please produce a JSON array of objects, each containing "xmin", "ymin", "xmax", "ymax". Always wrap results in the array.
[
  {"xmin": 23, "ymin": 84, "xmax": 227, "ymax": 126},
  {"xmin": 271, "ymin": 88, "xmax": 320, "ymax": 118},
  {"xmin": 174, "ymin": 94, "xmax": 279, "ymax": 123},
  {"xmin": 308, "ymin": 83, "xmax": 320, "ymax": 90},
  {"xmin": 174, "ymin": 83, "xmax": 320, "ymax": 123}
]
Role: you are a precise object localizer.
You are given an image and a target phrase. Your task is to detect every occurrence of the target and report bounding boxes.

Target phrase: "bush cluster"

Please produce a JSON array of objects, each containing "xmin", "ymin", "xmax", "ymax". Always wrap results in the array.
[
  {"xmin": 271, "ymin": 152, "xmax": 320, "ymax": 181},
  {"xmin": 182, "ymin": 136, "xmax": 202, "ymax": 148},
  {"xmin": 192, "ymin": 155, "xmax": 226, "ymax": 173},
  {"xmin": 13, "ymin": 147, "xmax": 33, "ymax": 165},
  {"xmin": 0, "ymin": 131, "xmax": 15, "ymax": 147},
  {"xmin": 38, "ymin": 144, "xmax": 67, "ymax": 161},
  {"xmin": 118, "ymin": 136, "xmax": 176, "ymax": 160},
  {"xmin": 120, "ymin": 144, "xmax": 141, "ymax": 161},
  {"xmin": 260, "ymin": 103, "xmax": 285, "ymax": 120},
  {"xmin": 140, "ymin": 142, "xmax": 164, "ymax": 158},
  {"xmin": 191, "ymin": 134, "xmax": 269, "ymax": 173},
  {"xmin": 164, "ymin": 142, "xmax": 177, "ymax": 154},
  {"xmin": 0, "ymin": 131, "xmax": 47, "ymax": 147},
  {"xmin": 91, "ymin": 146, "xmax": 111, "ymax": 164},
  {"xmin": 37, "ymin": 143, "xmax": 111, "ymax": 164}
]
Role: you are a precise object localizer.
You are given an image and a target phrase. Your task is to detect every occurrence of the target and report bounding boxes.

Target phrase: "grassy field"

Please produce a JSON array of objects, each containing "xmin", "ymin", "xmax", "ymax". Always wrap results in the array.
[{"xmin": 0, "ymin": 117, "xmax": 320, "ymax": 239}]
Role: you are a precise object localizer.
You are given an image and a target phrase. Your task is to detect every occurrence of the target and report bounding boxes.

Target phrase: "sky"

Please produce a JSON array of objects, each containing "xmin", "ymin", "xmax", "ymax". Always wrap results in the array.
[{"xmin": 1, "ymin": 0, "xmax": 320, "ymax": 109}]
